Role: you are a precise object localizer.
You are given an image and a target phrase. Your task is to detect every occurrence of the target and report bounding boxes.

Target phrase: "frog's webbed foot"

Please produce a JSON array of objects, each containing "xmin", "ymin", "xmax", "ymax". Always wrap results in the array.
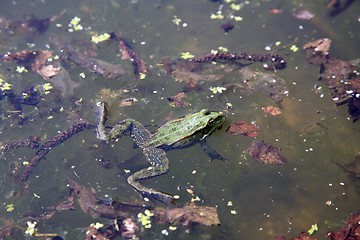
[
  {"xmin": 128, "ymin": 174, "xmax": 174, "ymax": 204},
  {"xmin": 135, "ymin": 188, "xmax": 175, "ymax": 205},
  {"xmin": 200, "ymin": 140, "xmax": 229, "ymax": 164}
]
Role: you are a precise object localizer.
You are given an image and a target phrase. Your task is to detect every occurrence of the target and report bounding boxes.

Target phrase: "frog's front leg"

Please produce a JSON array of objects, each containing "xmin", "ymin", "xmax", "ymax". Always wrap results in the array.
[
  {"xmin": 127, "ymin": 147, "xmax": 174, "ymax": 203},
  {"xmin": 200, "ymin": 140, "xmax": 229, "ymax": 163}
]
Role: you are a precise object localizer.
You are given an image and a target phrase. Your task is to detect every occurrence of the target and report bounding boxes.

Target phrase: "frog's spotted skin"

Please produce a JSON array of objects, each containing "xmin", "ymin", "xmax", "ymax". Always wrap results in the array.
[{"xmin": 97, "ymin": 103, "xmax": 226, "ymax": 203}]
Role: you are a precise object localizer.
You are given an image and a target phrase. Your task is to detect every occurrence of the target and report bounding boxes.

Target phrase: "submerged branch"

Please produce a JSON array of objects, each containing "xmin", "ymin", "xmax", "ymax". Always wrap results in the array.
[
  {"xmin": 189, "ymin": 51, "xmax": 286, "ymax": 71},
  {"xmin": 20, "ymin": 121, "xmax": 95, "ymax": 181},
  {"xmin": 67, "ymin": 178, "xmax": 220, "ymax": 226}
]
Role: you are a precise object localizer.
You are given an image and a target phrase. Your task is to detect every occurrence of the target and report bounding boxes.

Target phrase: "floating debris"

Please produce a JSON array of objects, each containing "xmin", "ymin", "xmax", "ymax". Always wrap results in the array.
[
  {"xmin": 68, "ymin": 16, "xmax": 83, "ymax": 31},
  {"xmin": 307, "ymin": 223, "xmax": 318, "ymax": 235},
  {"xmin": 246, "ymin": 140, "xmax": 286, "ymax": 165},
  {"xmin": 268, "ymin": 8, "xmax": 283, "ymax": 14},
  {"xmin": 0, "ymin": 136, "xmax": 40, "ymax": 153},
  {"xmin": 167, "ymin": 92, "xmax": 190, "ymax": 108},
  {"xmin": 180, "ymin": 52, "xmax": 194, "ymax": 60},
  {"xmin": 1, "ymin": 50, "xmax": 49, "ymax": 72},
  {"xmin": 120, "ymin": 97, "xmax": 137, "ymax": 107},
  {"xmin": 330, "ymin": 155, "xmax": 360, "ymax": 195},
  {"xmin": 226, "ymin": 120, "xmax": 259, "ymax": 137},
  {"xmin": 111, "ymin": 33, "xmax": 148, "ymax": 78},
  {"xmin": 20, "ymin": 121, "xmax": 95, "ymax": 181},
  {"xmin": 220, "ymin": 22, "xmax": 235, "ymax": 33},
  {"xmin": 64, "ymin": 50, "xmax": 125, "ymax": 79},
  {"xmin": 0, "ymin": 49, "xmax": 66, "ymax": 91},
  {"xmin": 293, "ymin": 9, "xmax": 315, "ymax": 20},
  {"xmin": 225, "ymin": 67, "xmax": 287, "ymax": 106},
  {"xmin": 0, "ymin": 11, "xmax": 65, "ymax": 37},
  {"xmin": 303, "ymin": 38, "xmax": 332, "ymax": 64},
  {"xmin": 326, "ymin": 209, "xmax": 360, "ymax": 239},
  {"xmin": 91, "ymin": 32, "xmax": 111, "ymax": 44},
  {"xmin": 46, "ymin": 62, "xmax": 80, "ymax": 99},
  {"xmin": 261, "ymin": 106, "xmax": 282, "ymax": 115},
  {"xmin": 3, "ymin": 86, "xmax": 41, "ymax": 109},
  {"xmin": 165, "ymin": 60, "xmax": 224, "ymax": 84},
  {"xmin": 327, "ymin": 0, "xmax": 355, "ymax": 17},
  {"xmin": 162, "ymin": 56, "xmax": 287, "ymax": 105},
  {"xmin": 96, "ymin": 158, "xmax": 114, "ymax": 169},
  {"xmin": 67, "ymin": 178, "xmax": 220, "ymax": 226},
  {"xmin": 275, "ymin": 231, "xmax": 317, "ymax": 240},
  {"xmin": 303, "ymin": 38, "xmax": 360, "ymax": 121},
  {"xmin": 189, "ymin": 50, "xmax": 287, "ymax": 71}
]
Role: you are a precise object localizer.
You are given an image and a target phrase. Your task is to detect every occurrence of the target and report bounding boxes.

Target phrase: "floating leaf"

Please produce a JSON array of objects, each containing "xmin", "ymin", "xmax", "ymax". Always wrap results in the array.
[
  {"xmin": 293, "ymin": 9, "xmax": 315, "ymax": 20},
  {"xmin": 210, "ymin": 13, "xmax": 224, "ymax": 20},
  {"xmin": 246, "ymin": 140, "xmax": 287, "ymax": 165},
  {"xmin": 69, "ymin": 16, "xmax": 83, "ymax": 31},
  {"xmin": 290, "ymin": 45, "xmax": 299, "ymax": 52},
  {"xmin": 139, "ymin": 73, "xmax": 146, "ymax": 80},
  {"xmin": 91, "ymin": 33, "xmax": 111, "ymax": 44},
  {"xmin": 209, "ymin": 86, "xmax": 226, "ymax": 94},
  {"xmin": 169, "ymin": 226, "xmax": 177, "ymax": 231},
  {"xmin": 180, "ymin": 52, "xmax": 194, "ymax": 59},
  {"xmin": 25, "ymin": 221, "xmax": 37, "ymax": 236},
  {"xmin": 172, "ymin": 16, "xmax": 181, "ymax": 26},
  {"xmin": 6, "ymin": 204, "xmax": 14, "ymax": 212},
  {"xmin": 230, "ymin": 3, "xmax": 241, "ymax": 11},
  {"xmin": 16, "ymin": 66, "xmax": 28, "ymax": 73},
  {"xmin": 234, "ymin": 16, "xmax": 243, "ymax": 21},
  {"xmin": 308, "ymin": 223, "xmax": 318, "ymax": 235},
  {"xmin": 90, "ymin": 222, "xmax": 104, "ymax": 229},
  {"xmin": 42, "ymin": 83, "xmax": 53, "ymax": 94},
  {"xmin": 261, "ymin": 106, "xmax": 282, "ymax": 115},
  {"xmin": 0, "ymin": 82, "xmax": 12, "ymax": 91},
  {"xmin": 226, "ymin": 121, "xmax": 259, "ymax": 137},
  {"xmin": 167, "ymin": 91, "xmax": 190, "ymax": 108}
]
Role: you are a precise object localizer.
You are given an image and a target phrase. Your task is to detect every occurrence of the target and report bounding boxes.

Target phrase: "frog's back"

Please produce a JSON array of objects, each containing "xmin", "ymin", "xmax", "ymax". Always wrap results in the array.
[
  {"xmin": 148, "ymin": 117, "xmax": 200, "ymax": 147},
  {"xmin": 147, "ymin": 109, "xmax": 224, "ymax": 148}
]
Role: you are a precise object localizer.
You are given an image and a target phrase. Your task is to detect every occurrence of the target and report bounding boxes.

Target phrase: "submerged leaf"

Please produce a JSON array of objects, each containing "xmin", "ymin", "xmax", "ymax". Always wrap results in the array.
[
  {"xmin": 226, "ymin": 121, "xmax": 259, "ymax": 137},
  {"xmin": 246, "ymin": 140, "xmax": 286, "ymax": 165},
  {"xmin": 261, "ymin": 106, "xmax": 282, "ymax": 115}
]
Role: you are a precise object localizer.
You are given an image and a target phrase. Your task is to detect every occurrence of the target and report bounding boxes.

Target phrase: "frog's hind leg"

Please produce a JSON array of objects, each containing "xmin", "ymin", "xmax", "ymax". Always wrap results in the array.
[
  {"xmin": 127, "ymin": 147, "xmax": 173, "ymax": 204},
  {"xmin": 107, "ymin": 119, "xmax": 151, "ymax": 147},
  {"xmin": 129, "ymin": 121, "xmax": 151, "ymax": 148}
]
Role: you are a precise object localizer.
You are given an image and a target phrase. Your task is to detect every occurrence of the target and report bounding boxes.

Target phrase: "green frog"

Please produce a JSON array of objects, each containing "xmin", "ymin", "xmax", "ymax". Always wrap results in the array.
[{"xmin": 96, "ymin": 102, "xmax": 226, "ymax": 203}]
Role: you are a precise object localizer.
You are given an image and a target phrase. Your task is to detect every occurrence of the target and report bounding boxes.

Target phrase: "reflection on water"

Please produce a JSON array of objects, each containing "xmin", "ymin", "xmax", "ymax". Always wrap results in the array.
[{"xmin": 0, "ymin": 0, "xmax": 359, "ymax": 239}]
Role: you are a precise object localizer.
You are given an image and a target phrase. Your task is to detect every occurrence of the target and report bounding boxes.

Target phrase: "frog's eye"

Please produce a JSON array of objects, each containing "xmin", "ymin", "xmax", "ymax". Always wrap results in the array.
[
  {"xmin": 201, "ymin": 109, "xmax": 211, "ymax": 115},
  {"xmin": 208, "ymin": 119, "xmax": 214, "ymax": 125}
]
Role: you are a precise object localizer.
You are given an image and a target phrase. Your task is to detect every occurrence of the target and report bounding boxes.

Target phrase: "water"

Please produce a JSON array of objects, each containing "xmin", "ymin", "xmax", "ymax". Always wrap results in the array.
[{"xmin": 0, "ymin": 0, "xmax": 359, "ymax": 239}]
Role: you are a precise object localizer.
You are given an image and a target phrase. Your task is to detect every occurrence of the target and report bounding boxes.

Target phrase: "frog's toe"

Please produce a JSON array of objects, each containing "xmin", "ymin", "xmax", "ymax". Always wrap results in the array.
[
  {"xmin": 140, "ymin": 190, "xmax": 174, "ymax": 204},
  {"xmin": 208, "ymin": 152, "xmax": 229, "ymax": 164},
  {"xmin": 213, "ymin": 155, "xmax": 230, "ymax": 164}
]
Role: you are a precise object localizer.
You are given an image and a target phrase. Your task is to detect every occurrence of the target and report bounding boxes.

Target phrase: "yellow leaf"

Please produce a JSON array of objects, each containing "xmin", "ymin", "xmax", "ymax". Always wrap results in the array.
[
  {"xmin": 181, "ymin": 52, "xmax": 194, "ymax": 59},
  {"xmin": 307, "ymin": 223, "xmax": 318, "ymax": 235}
]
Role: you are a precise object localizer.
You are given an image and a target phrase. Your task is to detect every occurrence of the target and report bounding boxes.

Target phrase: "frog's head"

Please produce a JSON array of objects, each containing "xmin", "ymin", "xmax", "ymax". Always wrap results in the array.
[{"xmin": 198, "ymin": 109, "xmax": 226, "ymax": 138}]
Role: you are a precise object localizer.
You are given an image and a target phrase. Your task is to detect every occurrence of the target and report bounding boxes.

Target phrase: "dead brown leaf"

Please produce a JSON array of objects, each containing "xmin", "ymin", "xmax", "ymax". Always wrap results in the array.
[
  {"xmin": 303, "ymin": 38, "xmax": 332, "ymax": 56},
  {"xmin": 37, "ymin": 64, "xmax": 60, "ymax": 79},
  {"xmin": 168, "ymin": 92, "xmax": 190, "ymax": 108},
  {"xmin": 262, "ymin": 106, "xmax": 282, "ymax": 115},
  {"xmin": 226, "ymin": 121, "xmax": 259, "ymax": 137},
  {"xmin": 67, "ymin": 178, "xmax": 220, "ymax": 226},
  {"xmin": 246, "ymin": 140, "xmax": 286, "ymax": 165}
]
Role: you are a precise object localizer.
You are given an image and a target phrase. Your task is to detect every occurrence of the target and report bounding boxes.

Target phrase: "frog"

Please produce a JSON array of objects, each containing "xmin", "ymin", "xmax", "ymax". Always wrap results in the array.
[{"xmin": 96, "ymin": 102, "xmax": 227, "ymax": 203}]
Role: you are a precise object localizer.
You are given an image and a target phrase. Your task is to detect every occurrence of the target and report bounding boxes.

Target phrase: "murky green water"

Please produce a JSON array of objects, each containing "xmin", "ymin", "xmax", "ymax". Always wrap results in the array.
[{"xmin": 1, "ymin": 1, "xmax": 359, "ymax": 239}]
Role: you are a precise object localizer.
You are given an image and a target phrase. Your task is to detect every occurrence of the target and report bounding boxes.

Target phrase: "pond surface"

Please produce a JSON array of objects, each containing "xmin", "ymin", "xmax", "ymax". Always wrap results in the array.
[{"xmin": 0, "ymin": 0, "xmax": 359, "ymax": 239}]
